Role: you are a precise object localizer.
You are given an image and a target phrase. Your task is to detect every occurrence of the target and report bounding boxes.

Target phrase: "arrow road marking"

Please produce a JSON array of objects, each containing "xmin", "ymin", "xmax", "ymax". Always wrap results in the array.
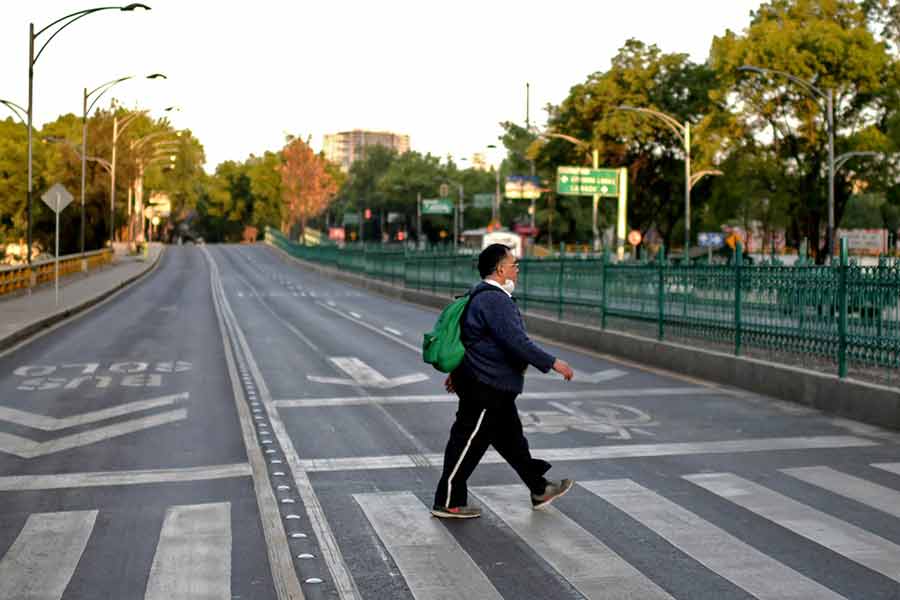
[
  {"xmin": 0, "ymin": 392, "xmax": 188, "ymax": 431},
  {"xmin": 0, "ymin": 409, "xmax": 187, "ymax": 459},
  {"xmin": 308, "ymin": 357, "xmax": 428, "ymax": 389},
  {"xmin": 527, "ymin": 368, "xmax": 628, "ymax": 384}
]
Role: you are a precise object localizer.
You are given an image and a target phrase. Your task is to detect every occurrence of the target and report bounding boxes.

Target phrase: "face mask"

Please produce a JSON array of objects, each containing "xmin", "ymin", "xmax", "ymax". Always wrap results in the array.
[{"xmin": 501, "ymin": 279, "xmax": 516, "ymax": 294}]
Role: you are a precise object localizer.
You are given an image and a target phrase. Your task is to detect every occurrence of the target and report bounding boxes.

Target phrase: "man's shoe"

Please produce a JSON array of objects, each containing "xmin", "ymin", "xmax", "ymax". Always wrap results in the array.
[
  {"xmin": 431, "ymin": 505, "xmax": 482, "ymax": 519},
  {"xmin": 532, "ymin": 479, "xmax": 574, "ymax": 509}
]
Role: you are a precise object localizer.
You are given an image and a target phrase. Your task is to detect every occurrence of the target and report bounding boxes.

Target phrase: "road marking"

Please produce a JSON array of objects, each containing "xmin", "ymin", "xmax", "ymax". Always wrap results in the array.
[
  {"xmin": 145, "ymin": 503, "xmax": 231, "ymax": 600},
  {"xmin": 353, "ymin": 491, "xmax": 503, "ymax": 600},
  {"xmin": 580, "ymin": 479, "xmax": 845, "ymax": 600},
  {"xmin": 0, "ymin": 510, "xmax": 98, "ymax": 600},
  {"xmin": 527, "ymin": 368, "xmax": 628, "ymax": 384},
  {"xmin": 0, "ymin": 463, "xmax": 252, "ymax": 491},
  {"xmin": 307, "ymin": 357, "xmax": 428, "ymax": 389},
  {"xmin": 298, "ymin": 435, "xmax": 876, "ymax": 472},
  {"xmin": 316, "ymin": 302, "xmax": 422, "ymax": 353},
  {"xmin": 272, "ymin": 387, "xmax": 736, "ymax": 408},
  {"xmin": 685, "ymin": 472, "xmax": 900, "ymax": 583},
  {"xmin": 472, "ymin": 484, "xmax": 674, "ymax": 599},
  {"xmin": 383, "ymin": 326, "xmax": 403, "ymax": 336},
  {"xmin": 349, "ymin": 311, "xmax": 361, "ymax": 319},
  {"xmin": 224, "ymin": 261, "xmax": 320, "ymax": 353},
  {"xmin": 202, "ymin": 247, "xmax": 306, "ymax": 599},
  {"xmin": 872, "ymin": 462, "xmax": 900, "ymax": 476},
  {"xmin": 0, "ymin": 392, "xmax": 188, "ymax": 431},
  {"xmin": 208, "ymin": 246, "xmax": 359, "ymax": 599},
  {"xmin": 782, "ymin": 466, "xmax": 900, "ymax": 519},
  {"xmin": 0, "ymin": 409, "xmax": 187, "ymax": 459}
]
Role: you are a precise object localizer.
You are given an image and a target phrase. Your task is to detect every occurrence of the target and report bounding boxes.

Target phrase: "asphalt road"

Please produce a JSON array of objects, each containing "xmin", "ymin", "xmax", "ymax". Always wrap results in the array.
[{"xmin": 0, "ymin": 243, "xmax": 899, "ymax": 599}]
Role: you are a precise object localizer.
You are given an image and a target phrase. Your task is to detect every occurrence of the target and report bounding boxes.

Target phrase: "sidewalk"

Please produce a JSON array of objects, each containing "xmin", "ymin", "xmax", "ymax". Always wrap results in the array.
[{"xmin": 0, "ymin": 243, "xmax": 164, "ymax": 352}]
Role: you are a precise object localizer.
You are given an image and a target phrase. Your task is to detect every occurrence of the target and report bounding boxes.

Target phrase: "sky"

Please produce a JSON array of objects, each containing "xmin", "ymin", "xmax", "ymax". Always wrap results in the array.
[{"xmin": 1, "ymin": 1, "xmax": 764, "ymax": 172}]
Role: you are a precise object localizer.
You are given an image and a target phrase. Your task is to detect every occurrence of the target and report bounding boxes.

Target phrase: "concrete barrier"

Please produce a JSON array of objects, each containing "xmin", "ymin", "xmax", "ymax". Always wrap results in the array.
[{"xmin": 268, "ymin": 244, "xmax": 900, "ymax": 431}]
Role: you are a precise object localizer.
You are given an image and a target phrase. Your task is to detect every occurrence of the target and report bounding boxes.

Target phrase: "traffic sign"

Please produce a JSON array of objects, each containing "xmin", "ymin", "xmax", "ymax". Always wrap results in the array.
[
  {"xmin": 343, "ymin": 213, "xmax": 360, "ymax": 226},
  {"xmin": 556, "ymin": 166, "xmax": 618, "ymax": 197},
  {"xmin": 627, "ymin": 230, "xmax": 642, "ymax": 246},
  {"xmin": 505, "ymin": 175, "xmax": 542, "ymax": 199},
  {"xmin": 41, "ymin": 183, "xmax": 73, "ymax": 214},
  {"xmin": 421, "ymin": 198, "xmax": 454, "ymax": 215},
  {"xmin": 472, "ymin": 193, "xmax": 494, "ymax": 208},
  {"xmin": 698, "ymin": 232, "xmax": 725, "ymax": 248}
]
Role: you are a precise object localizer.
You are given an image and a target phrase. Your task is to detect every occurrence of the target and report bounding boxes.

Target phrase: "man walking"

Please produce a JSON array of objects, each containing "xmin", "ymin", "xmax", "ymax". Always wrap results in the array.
[{"xmin": 432, "ymin": 243, "xmax": 575, "ymax": 519}]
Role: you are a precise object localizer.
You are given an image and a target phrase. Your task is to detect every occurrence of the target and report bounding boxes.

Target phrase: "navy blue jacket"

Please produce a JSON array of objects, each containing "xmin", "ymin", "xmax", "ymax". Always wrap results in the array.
[{"xmin": 459, "ymin": 281, "xmax": 556, "ymax": 394}]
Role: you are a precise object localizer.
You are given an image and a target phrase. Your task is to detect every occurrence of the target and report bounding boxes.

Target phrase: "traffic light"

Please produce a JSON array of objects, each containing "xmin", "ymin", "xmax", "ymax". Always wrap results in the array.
[
  {"xmin": 364, "ymin": 208, "xmax": 372, "ymax": 220},
  {"xmin": 397, "ymin": 231, "xmax": 406, "ymax": 241}
]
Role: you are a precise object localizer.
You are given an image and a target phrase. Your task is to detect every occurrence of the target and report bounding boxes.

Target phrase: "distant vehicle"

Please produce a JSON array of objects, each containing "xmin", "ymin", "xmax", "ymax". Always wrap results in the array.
[{"xmin": 461, "ymin": 228, "xmax": 523, "ymax": 257}]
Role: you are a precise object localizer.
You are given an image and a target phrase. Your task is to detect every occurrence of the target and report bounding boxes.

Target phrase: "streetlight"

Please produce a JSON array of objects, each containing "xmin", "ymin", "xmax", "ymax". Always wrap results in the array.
[
  {"xmin": 616, "ymin": 106, "xmax": 711, "ymax": 259},
  {"xmin": 23, "ymin": 3, "xmax": 151, "ymax": 265},
  {"xmin": 485, "ymin": 144, "xmax": 502, "ymax": 225},
  {"xmin": 541, "ymin": 132, "xmax": 604, "ymax": 251},
  {"xmin": 80, "ymin": 73, "xmax": 166, "ymax": 255},
  {"xmin": 109, "ymin": 104, "xmax": 176, "ymax": 245},
  {"xmin": 737, "ymin": 65, "xmax": 836, "ymax": 257},
  {"xmin": 130, "ymin": 130, "xmax": 183, "ymax": 243}
]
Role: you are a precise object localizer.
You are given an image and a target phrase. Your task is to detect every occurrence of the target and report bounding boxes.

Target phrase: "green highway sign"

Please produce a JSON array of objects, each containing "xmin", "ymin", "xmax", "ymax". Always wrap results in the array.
[
  {"xmin": 556, "ymin": 166, "xmax": 619, "ymax": 197},
  {"xmin": 421, "ymin": 198, "xmax": 454, "ymax": 215},
  {"xmin": 472, "ymin": 193, "xmax": 494, "ymax": 208},
  {"xmin": 342, "ymin": 212, "xmax": 360, "ymax": 225}
]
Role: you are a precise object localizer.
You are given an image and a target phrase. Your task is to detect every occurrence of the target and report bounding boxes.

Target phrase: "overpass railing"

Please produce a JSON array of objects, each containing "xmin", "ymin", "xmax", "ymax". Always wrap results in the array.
[
  {"xmin": 265, "ymin": 227, "xmax": 900, "ymax": 381},
  {"xmin": 0, "ymin": 249, "xmax": 113, "ymax": 297}
]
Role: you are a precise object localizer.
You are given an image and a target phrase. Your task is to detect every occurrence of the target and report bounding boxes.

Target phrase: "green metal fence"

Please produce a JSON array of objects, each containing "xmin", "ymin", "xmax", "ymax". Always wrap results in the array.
[{"xmin": 266, "ymin": 227, "xmax": 900, "ymax": 380}]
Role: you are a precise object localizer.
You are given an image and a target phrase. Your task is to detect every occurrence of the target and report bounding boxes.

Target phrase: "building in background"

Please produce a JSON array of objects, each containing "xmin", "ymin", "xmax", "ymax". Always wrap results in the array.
[
  {"xmin": 469, "ymin": 152, "xmax": 490, "ymax": 171},
  {"xmin": 323, "ymin": 129, "xmax": 410, "ymax": 172}
]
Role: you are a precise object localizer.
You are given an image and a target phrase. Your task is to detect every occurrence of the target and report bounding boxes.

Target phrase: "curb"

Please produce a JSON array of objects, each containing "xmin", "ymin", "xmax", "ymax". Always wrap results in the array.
[
  {"xmin": 0, "ymin": 246, "xmax": 166, "ymax": 354},
  {"xmin": 265, "ymin": 242, "xmax": 900, "ymax": 431}
]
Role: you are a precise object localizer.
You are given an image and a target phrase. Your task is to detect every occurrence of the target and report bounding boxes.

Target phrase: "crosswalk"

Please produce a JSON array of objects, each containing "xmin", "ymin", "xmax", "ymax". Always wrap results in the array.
[
  {"xmin": 352, "ymin": 461, "xmax": 900, "ymax": 599},
  {"xmin": 0, "ymin": 502, "xmax": 234, "ymax": 600},
  {"xmin": 3, "ymin": 463, "xmax": 899, "ymax": 599}
]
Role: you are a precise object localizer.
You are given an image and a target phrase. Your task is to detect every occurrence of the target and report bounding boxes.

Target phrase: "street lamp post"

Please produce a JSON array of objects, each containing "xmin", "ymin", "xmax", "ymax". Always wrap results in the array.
[
  {"xmin": 616, "ymin": 106, "xmax": 701, "ymax": 259},
  {"xmin": 80, "ymin": 73, "xmax": 165, "ymax": 255},
  {"xmin": 24, "ymin": 4, "xmax": 151, "ymax": 266},
  {"xmin": 542, "ymin": 132, "xmax": 604, "ymax": 251},
  {"xmin": 737, "ymin": 65, "xmax": 836, "ymax": 257},
  {"xmin": 109, "ymin": 105, "xmax": 175, "ymax": 245}
]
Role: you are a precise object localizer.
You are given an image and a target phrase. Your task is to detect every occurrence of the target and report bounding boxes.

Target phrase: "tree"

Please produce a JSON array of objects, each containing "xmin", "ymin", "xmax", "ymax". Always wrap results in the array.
[
  {"xmin": 710, "ymin": 0, "xmax": 897, "ymax": 259},
  {"xmin": 534, "ymin": 39, "xmax": 721, "ymax": 249},
  {"xmin": 280, "ymin": 137, "xmax": 337, "ymax": 238}
]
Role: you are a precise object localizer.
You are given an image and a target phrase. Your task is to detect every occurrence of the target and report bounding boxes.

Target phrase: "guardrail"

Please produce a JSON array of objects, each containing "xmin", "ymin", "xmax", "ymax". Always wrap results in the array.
[
  {"xmin": 266, "ymin": 227, "xmax": 900, "ymax": 380},
  {"xmin": 0, "ymin": 249, "xmax": 113, "ymax": 297}
]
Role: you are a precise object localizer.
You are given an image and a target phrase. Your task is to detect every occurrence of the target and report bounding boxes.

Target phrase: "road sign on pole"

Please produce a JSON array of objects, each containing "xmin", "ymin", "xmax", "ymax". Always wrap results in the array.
[
  {"xmin": 505, "ymin": 175, "xmax": 542, "ymax": 199},
  {"xmin": 472, "ymin": 193, "xmax": 494, "ymax": 208},
  {"xmin": 421, "ymin": 198, "xmax": 454, "ymax": 215},
  {"xmin": 556, "ymin": 166, "xmax": 618, "ymax": 196},
  {"xmin": 40, "ymin": 183, "xmax": 74, "ymax": 307}
]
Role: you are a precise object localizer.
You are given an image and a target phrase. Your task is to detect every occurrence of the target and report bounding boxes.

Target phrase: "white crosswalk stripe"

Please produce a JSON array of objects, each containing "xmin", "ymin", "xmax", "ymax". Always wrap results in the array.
[
  {"xmin": 0, "ymin": 510, "xmax": 97, "ymax": 600},
  {"xmin": 685, "ymin": 472, "xmax": 900, "ymax": 583},
  {"xmin": 472, "ymin": 484, "xmax": 674, "ymax": 599},
  {"xmin": 353, "ymin": 491, "xmax": 503, "ymax": 600},
  {"xmin": 782, "ymin": 466, "xmax": 900, "ymax": 519},
  {"xmin": 580, "ymin": 479, "xmax": 845, "ymax": 599},
  {"xmin": 144, "ymin": 502, "xmax": 232, "ymax": 599}
]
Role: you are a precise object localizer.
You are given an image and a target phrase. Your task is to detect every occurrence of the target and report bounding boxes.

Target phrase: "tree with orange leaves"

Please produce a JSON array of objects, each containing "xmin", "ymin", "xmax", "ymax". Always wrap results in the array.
[{"xmin": 279, "ymin": 136, "xmax": 337, "ymax": 238}]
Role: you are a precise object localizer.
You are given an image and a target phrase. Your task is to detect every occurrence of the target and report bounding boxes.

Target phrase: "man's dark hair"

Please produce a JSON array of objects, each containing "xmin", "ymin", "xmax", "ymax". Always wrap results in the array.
[{"xmin": 478, "ymin": 243, "xmax": 511, "ymax": 278}]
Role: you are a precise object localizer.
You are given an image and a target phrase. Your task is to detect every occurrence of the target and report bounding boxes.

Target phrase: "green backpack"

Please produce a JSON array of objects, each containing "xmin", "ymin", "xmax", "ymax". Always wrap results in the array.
[{"xmin": 422, "ymin": 287, "xmax": 497, "ymax": 373}]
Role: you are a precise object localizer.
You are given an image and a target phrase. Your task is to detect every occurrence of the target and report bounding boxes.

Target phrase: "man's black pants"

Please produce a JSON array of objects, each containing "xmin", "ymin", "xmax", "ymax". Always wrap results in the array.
[{"xmin": 433, "ymin": 363, "xmax": 550, "ymax": 509}]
